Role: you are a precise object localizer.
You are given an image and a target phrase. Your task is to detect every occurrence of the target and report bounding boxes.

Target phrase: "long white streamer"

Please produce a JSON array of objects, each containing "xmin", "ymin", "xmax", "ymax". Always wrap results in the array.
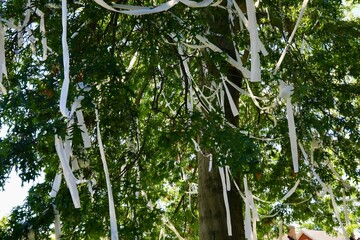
[
  {"xmin": 34, "ymin": 8, "xmax": 48, "ymax": 61},
  {"xmin": 55, "ymin": 135, "xmax": 81, "ymax": 208},
  {"xmin": 280, "ymin": 180, "xmax": 300, "ymax": 202},
  {"xmin": 195, "ymin": 35, "xmax": 251, "ymax": 78},
  {"xmin": 221, "ymin": 75, "xmax": 239, "ymax": 116},
  {"xmin": 75, "ymin": 107, "xmax": 92, "ymax": 148},
  {"xmin": 96, "ymin": 109, "xmax": 119, "ymax": 240},
  {"xmin": 279, "ymin": 81, "xmax": 298, "ymax": 172},
  {"xmin": 53, "ymin": 204, "xmax": 62, "ymax": 240},
  {"xmin": 299, "ymin": 142, "xmax": 348, "ymax": 239},
  {"xmin": 244, "ymin": 177, "xmax": 252, "ymax": 240},
  {"xmin": 94, "ymin": 0, "xmax": 213, "ymax": 15},
  {"xmin": 245, "ymin": 0, "xmax": 261, "ymax": 82},
  {"xmin": 60, "ymin": 0, "xmax": 70, "ymax": 118},
  {"xmin": 219, "ymin": 167, "xmax": 232, "ymax": 236},
  {"xmin": 274, "ymin": 0, "xmax": 310, "ymax": 74},
  {"xmin": 0, "ymin": 23, "xmax": 7, "ymax": 94},
  {"xmin": 50, "ymin": 173, "xmax": 62, "ymax": 198}
]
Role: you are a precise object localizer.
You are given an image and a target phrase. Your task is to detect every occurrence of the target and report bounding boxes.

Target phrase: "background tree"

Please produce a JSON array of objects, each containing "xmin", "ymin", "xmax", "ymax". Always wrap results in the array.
[{"xmin": 0, "ymin": 0, "xmax": 359, "ymax": 239}]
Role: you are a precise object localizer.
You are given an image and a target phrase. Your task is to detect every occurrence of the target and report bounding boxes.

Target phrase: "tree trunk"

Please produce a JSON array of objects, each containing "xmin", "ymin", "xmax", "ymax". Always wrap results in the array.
[{"xmin": 198, "ymin": 5, "xmax": 246, "ymax": 240}]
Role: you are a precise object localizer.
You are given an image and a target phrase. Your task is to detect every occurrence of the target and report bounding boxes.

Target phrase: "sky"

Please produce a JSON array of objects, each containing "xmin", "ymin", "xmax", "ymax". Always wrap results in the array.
[
  {"xmin": 0, "ymin": 170, "xmax": 33, "ymax": 218},
  {"xmin": 0, "ymin": 169, "xmax": 44, "ymax": 218}
]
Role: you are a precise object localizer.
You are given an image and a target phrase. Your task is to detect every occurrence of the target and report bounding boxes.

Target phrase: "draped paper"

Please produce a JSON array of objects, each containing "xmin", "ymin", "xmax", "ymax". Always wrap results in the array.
[
  {"xmin": 245, "ymin": 0, "xmax": 261, "ymax": 82},
  {"xmin": 219, "ymin": 167, "xmax": 232, "ymax": 236},
  {"xmin": 94, "ymin": 0, "xmax": 213, "ymax": 15},
  {"xmin": 221, "ymin": 75, "xmax": 239, "ymax": 116},
  {"xmin": 196, "ymin": 35, "xmax": 251, "ymax": 78},
  {"xmin": 60, "ymin": 0, "xmax": 71, "ymax": 118},
  {"xmin": 274, "ymin": 0, "xmax": 310, "ymax": 74},
  {"xmin": 50, "ymin": 173, "xmax": 62, "ymax": 198},
  {"xmin": 96, "ymin": 109, "xmax": 119, "ymax": 240},
  {"xmin": 53, "ymin": 204, "xmax": 62, "ymax": 240},
  {"xmin": 244, "ymin": 177, "xmax": 252, "ymax": 240},
  {"xmin": 279, "ymin": 81, "xmax": 298, "ymax": 172},
  {"xmin": 298, "ymin": 142, "xmax": 348, "ymax": 239},
  {"xmin": 55, "ymin": 135, "xmax": 81, "ymax": 208}
]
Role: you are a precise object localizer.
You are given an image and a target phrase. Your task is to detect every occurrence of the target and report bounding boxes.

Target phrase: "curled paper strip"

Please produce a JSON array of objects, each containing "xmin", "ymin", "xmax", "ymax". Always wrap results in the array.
[
  {"xmin": 0, "ymin": 23, "xmax": 8, "ymax": 94},
  {"xmin": 274, "ymin": 0, "xmax": 310, "ymax": 74},
  {"xmin": 96, "ymin": 109, "xmax": 119, "ymax": 240},
  {"xmin": 94, "ymin": 0, "xmax": 213, "ymax": 16},
  {"xmin": 279, "ymin": 81, "xmax": 298, "ymax": 173},
  {"xmin": 219, "ymin": 167, "xmax": 232, "ymax": 236}
]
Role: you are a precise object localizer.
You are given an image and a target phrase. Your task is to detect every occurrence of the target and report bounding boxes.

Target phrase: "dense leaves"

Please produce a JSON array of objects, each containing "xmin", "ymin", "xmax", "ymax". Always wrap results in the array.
[{"xmin": 0, "ymin": 0, "xmax": 359, "ymax": 239}]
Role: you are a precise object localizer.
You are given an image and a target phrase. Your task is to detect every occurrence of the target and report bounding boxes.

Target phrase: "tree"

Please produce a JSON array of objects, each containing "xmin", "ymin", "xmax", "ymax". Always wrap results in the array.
[{"xmin": 0, "ymin": 0, "xmax": 359, "ymax": 239}]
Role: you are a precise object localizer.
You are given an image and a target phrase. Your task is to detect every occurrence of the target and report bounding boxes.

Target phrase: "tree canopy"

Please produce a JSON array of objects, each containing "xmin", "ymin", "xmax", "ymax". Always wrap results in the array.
[{"xmin": 0, "ymin": 0, "xmax": 359, "ymax": 239}]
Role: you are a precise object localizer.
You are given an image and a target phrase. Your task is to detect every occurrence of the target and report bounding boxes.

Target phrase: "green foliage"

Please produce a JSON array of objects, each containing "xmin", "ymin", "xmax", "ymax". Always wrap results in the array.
[{"xmin": 0, "ymin": 0, "xmax": 359, "ymax": 239}]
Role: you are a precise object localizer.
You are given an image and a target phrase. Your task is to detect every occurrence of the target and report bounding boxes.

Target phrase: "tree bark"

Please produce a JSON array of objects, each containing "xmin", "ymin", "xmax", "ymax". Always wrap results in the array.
[{"xmin": 198, "ymin": 5, "xmax": 246, "ymax": 240}]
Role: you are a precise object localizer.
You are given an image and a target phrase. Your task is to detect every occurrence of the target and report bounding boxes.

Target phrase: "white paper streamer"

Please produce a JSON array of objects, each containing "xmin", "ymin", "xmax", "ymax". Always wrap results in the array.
[
  {"xmin": 55, "ymin": 135, "xmax": 81, "ymax": 208},
  {"xmin": 219, "ymin": 167, "xmax": 232, "ymax": 236},
  {"xmin": 274, "ymin": 0, "xmax": 310, "ymax": 74},
  {"xmin": 76, "ymin": 108, "xmax": 92, "ymax": 148},
  {"xmin": 35, "ymin": 8, "xmax": 48, "ymax": 60},
  {"xmin": 195, "ymin": 35, "xmax": 251, "ymax": 78},
  {"xmin": 0, "ymin": 23, "xmax": 8, "ymax": 94},
  {"xmin": 50, "ymin": 173, "xmax": 62, "ymax": 198},
  {"xmin": 94, "ymin": 0, "xmax": 213, "ymax": 15},
  {"xmin": 299, "ymin": 142, "xmax": 348, "ymax": 239},
  {"xmin": 245, "ymin": 0, "xmax": 261, "ymax": 82},
  {"xmin": 53, "ymin": 204, "xmax": 62, "ymax": 240},
  {"xmin": 221, "ymin": 75, "xmax": 239, "ymax": 116},
  {"xmin": 279, "ymin": 81, "xmax": 298, "ymax": 172},
  {"xmin": 60, "ymin": 0, "xmax": 71, "ymax": 118},
  {"xmin": 244, "ymin": 177, "xmax": 252, "ymax": 240},
  {"xmin": 280, "ymin": 180, "xmax": 300, "ymax": 202},
  {"xmin": 96, "ymin": 109, "xmax": 119, "ymax": 240}
]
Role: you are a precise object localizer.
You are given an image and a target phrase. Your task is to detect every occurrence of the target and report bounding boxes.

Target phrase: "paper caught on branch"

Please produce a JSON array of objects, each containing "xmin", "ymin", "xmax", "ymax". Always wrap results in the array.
[{"xmin": 279, "ymin": 80, "xmax": 298, "ymax": 173}]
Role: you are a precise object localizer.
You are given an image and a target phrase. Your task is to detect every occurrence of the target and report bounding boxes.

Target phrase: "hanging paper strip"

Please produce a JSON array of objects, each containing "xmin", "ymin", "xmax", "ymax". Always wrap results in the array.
[
  {"xmin": 60, "ymin": 0, "xmax": 71, "ymax": 118},
  {"xmin": 50, "ymin": 173, "xmax": 62, "ymax": 198},
  {"xmin": 279, "ymin": 81, "xmax": 298, "ymax": 172},
  {"xmin": 245, "ymin": 0, "xmax": 261, "ymax": 82},
  {"xmin": 195, "ymin": 35, "xmax": 251, "ymax": 78},
  {"xmin": 0, "ymin": 23, "xmax": 8, "ymax": 94},
  {"xmin": 94, "ymin": 0, "xmax": 213, "ymax": 15},
  {"xmin": 34, "ymin": 8, "xmax": 47, "ymax": 61},
  {"xmin": 219, "ymin": 167, "xmax": 232, "ymax": 236},
  {"xmin": 280, "ymin": 180, "xmax": 300, "ymax": 202},
  {"xmin": 274, "ymin": 0, "xmax": 310, "ymax": 74},
  {"xmin": 55, "ymin": 135, "xmax": 81, "ymax": 208},
  {"xmin": 298, "ymin": 142, "xmax": 348, "ymax": 239},
  {"xmin": 53, "ymin": 204, "xmax": 62, "ymax": 240},
  {"xmin": 96, "ymin": 109, "xmax": 119, "ymax": 240},
  {"xmin": 243, "ymin": 177, "xmax": 252, "ymax": 240},
  {"xmin": 221, "ymin": 75, "xmax": 239, "ymax": 116}
]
